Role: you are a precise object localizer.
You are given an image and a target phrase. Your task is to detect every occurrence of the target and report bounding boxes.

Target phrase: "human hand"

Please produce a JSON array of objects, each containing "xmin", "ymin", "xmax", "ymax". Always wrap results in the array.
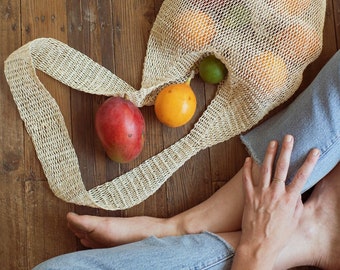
[{"xmin": 233, "ymin": 135, "xmax": 320, "ymax": 269}]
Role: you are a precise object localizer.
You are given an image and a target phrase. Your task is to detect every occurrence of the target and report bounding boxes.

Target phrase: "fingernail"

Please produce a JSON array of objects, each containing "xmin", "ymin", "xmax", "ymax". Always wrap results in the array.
[
  {"xmin": 270, "ymin": 140, "xmax": 277, "ymax": 148},
  {"xmin": 285, "ymin": 134, "xmax": 293, "ymax": 142},
  {"xmin": 312, "ymin": 148, "xmax": 320, "ymax": 156}
]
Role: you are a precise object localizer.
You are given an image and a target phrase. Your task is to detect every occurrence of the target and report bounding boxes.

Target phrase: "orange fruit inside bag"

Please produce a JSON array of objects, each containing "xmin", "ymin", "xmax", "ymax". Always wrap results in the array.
[{"xmin": 173, "ymin": 9, "xmax": 216, "ymax": 50}]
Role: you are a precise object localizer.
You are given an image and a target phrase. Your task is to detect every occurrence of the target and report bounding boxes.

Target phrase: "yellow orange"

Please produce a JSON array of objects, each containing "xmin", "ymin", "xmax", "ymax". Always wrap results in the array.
[
  {"xmin": 154, "ymin": 78, "xmax": 197, "ymax": 128},
  {"xmin": 173, "ymin": 10, "xmax": 216, "ymax": 50},
  {"xmin": 244, "ymin": 51, "xmax": 288, "ymax": 93},
  {"xmin": 274, "ymin": 24, "xmax": 322, "ymax": 63}
]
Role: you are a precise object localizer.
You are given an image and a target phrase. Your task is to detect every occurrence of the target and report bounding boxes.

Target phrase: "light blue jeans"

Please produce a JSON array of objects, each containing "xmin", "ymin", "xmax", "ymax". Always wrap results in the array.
[
  {"xmin": 33, "ymin": 51, "xmax": 340, "ymax": 270},
  {"xmin": 241, "ymin": 51, "xmax": 340, "ymax": 193},
  {"xmin": 34, "ymin": 232, "xmax": 234, "ymax": 270}
]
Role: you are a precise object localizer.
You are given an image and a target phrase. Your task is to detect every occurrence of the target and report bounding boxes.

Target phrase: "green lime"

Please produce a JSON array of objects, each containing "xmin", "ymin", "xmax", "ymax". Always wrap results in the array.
[
  {"xmin": 198, "ymin": 55, "xmax": 228, "ymax": 84},
  {"xmin": 225, "ymin": 4, "xmax": 251, "ymax": 29}
]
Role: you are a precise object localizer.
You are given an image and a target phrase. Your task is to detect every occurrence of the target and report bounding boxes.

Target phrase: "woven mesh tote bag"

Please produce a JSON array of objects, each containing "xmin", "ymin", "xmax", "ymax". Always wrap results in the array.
[{"xmin": 4, "ymin": 0, "xmax": 326, "ymax": 210}]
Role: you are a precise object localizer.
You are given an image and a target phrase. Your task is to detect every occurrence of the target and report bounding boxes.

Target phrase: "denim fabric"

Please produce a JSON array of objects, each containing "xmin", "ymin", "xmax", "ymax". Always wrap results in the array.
[
  {"xmin": 241, "ymin": 50, "xmax": 340, "ymax": 193},
  {"xmin": 33, "ymin": 232, "xmax": 234, "ymax": 270}
]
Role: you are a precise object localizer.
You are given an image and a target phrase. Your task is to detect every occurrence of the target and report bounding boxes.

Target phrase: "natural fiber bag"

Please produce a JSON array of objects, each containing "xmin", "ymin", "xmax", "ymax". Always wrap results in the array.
[{"xmin": 4, "ymin": 0, "xmax": 325, "ymax": 210}]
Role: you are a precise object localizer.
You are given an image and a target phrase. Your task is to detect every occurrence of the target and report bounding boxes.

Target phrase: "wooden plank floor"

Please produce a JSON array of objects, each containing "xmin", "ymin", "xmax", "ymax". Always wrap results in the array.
[{"xmin": 0, "ymin": 0, "xmax": 339, "ymax": 269}]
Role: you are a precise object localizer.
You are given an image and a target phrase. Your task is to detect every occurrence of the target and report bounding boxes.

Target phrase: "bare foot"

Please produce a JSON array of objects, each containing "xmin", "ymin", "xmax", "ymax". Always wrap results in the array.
[
  {"xmin": 66, "ymin": 213, "xmax": 180, "ymax": 248},
  {"xmin": 275, "ymin": 163, "xmax": 340, "ymax": 269},
  {"xmin": 66, "ymin": 166, "xmax": 248, "ymax": 249},
  {"xmin": 304, "ymin": 163, "xmax": 340, "ymax": 269}
]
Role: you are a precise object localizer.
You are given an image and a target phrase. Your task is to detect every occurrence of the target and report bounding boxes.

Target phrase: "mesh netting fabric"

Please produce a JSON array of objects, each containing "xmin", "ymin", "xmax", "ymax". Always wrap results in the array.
[{"xmin": 4, "ymin": 0, "xmax": 326, "ymax": 210}]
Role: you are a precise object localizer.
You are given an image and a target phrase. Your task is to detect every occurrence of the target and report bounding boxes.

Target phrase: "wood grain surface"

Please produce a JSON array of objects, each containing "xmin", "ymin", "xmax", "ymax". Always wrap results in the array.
[{"xmin": 0, "ymin": 0, "xmax": 339, "ymax": 269}]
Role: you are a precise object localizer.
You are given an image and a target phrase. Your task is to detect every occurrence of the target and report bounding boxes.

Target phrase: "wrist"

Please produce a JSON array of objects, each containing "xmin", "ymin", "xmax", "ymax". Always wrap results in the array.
[{"xmin": 232, "ymin": 243, "xmax": 277, "ymax": 270}]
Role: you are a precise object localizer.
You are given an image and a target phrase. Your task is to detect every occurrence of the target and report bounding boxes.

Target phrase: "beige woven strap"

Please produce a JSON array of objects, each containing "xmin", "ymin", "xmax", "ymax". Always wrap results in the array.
[
  {"xmin": 4, "ymin": 0, "xmax": 326, "ymax": 210},
  {"xmin": 3, "ymin": 39, "xmax": 248, "ymax": 209}
]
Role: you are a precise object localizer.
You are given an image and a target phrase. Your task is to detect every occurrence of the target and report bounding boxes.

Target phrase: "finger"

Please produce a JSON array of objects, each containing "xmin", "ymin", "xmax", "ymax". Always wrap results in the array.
[
  {"xmin": 242, "ymin": 157, "xmax": 254, "ymax": 200},
  {"xmin": 272, "ymin": 135, "xmax": 294, "ymax": 188},
  {"xmin": 287, "ymin": 148, "xmax": 320, "ymax": 195},
  {"xmin": 260, "ymin": 140, "xmax": 278, "ymax": 188}
]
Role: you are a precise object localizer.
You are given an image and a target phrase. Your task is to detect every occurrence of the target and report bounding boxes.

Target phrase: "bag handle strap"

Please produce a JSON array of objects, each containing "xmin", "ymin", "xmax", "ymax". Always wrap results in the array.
[{"xmin": 5, "ymin": 38, "xmax": 257, "ymax": 209}]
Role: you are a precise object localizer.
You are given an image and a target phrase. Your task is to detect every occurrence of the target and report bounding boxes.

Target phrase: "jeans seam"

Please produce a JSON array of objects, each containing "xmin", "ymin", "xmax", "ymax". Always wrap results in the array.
[
  {"xmin": 318, "ymin": 132, "xmax": 340, "ymax": 161},
  {"xmin": 199, "ymin": 254, "xmax": 234, "ymax": 270}
]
